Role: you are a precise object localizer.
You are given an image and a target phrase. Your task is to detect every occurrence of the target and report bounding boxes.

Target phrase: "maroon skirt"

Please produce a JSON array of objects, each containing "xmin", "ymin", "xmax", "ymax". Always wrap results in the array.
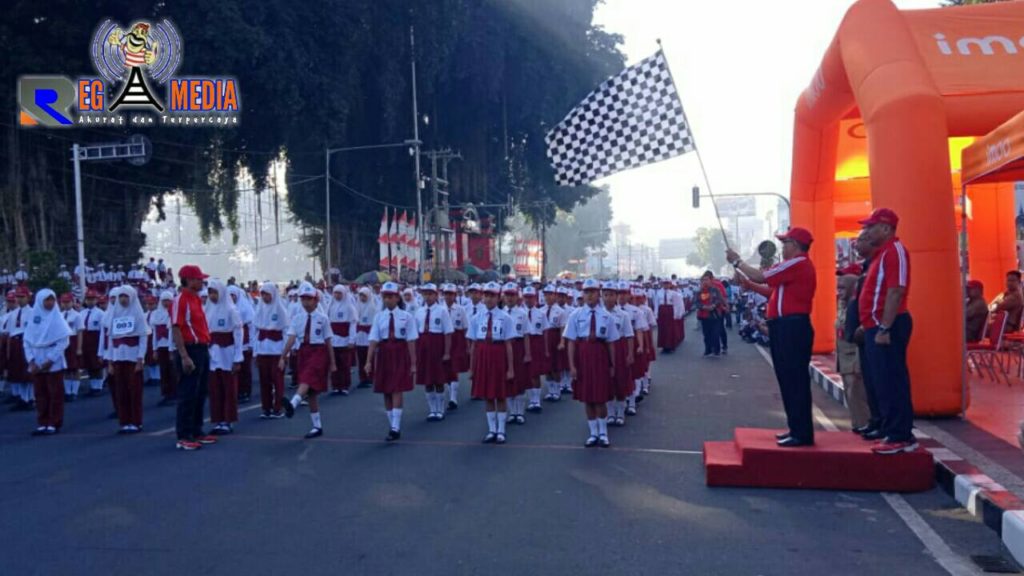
[
  {"xmin": 656, "ymin": 305, "xmax": 676, "ymax": 348},
  {"xmin": 374, "ymin": 340, "xmax": 413, "ymax": 395},
  {"xmin": 296, "ymin": 343, "xmax": 330, "ymax": 392},
  {"xmin": 529, "ymin": 333, "xmax": 548, "ymax": 378},
  {"xmin": 416, "ymin": 332, "xmax": 448, "ymax": 387},
  {"xmin": 573, "ymin": 339, "xmax": 612, "ymax": 404},
  {"xmin": 81, "ymin": 331, "xmax": 103, "ymax": 372},
  {"xmin": 509, "ymin": 338, "xmax": 530, "ymax": 395},
  {"xmin": 544, "ymin": 328, "xmax": 562, "ymax": 374},
  {"xmin": 471, "ymin": 340, "xmax": 510, "ymax": 401},
  {"xmin": 645, "ymin": 331, "xmax": 656, "ymax": 363},
  {"xmin": 611, "ymin": 338, "xmax": 635, "ymax": 399},
  {"xmin": 449, "ymin": 329, "xmax": 470, "ymax": 374},
  {"xmin": 632, "ymin": 332, "xmax": 650, "ymax": 379},
  {"xmin": 6, "ymin": 335, "xmax": 29, "ymax": 383},
  {"xmin": 64, "ymin": 342, "xmax": 80, "ymax": 372}
]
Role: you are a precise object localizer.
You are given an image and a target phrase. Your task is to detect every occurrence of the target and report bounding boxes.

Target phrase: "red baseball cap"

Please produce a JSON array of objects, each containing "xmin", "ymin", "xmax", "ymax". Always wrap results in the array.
[
  {"xmin": 178, "ymin": 264, "xmax": 209, "ymax": 280},
  {"xmin": 14, "ymin": 286, "xmax": 30, "ymax": 298},
  {"xmin": 59, "ymin": 293, "xmax": 74, "ymax": 303},
  {"xmin": 775, "ymin": 227, "xmax": 814, "ymax": 246},
  {"xmin": 5, "ymin": 291, "xmax": 15, "ymax": 302},
  {"xmin": 967, "ymin": 279, "xmax": 984, "ymax": 291},
  {"xmin": 836, "ymin": 263, "xmax": 863, "ymax": 276},
  {"xmin": 85, "ymin": 289, "xmax": 99, "ymax": 299},
  {"xmin": 859, "ymin": 208, "xmax": 899, "ymax": 228}
]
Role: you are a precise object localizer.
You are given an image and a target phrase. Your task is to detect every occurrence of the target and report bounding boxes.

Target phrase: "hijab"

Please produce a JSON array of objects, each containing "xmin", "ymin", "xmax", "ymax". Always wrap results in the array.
[
  {"xmin": 228, "ymin": 284, "xmax": 255, "ymax": 325},
  {"xmin": 149, "ymin": 290, "xmax": 173, "ymax": 326},
  {"xmin": 107, "ymin": 285, "xmax": 149, "ymax": 338},
  {"xmin": 24, "ymin": 289, "xmax": 72, "ymax": 348},
  {"xmin": 205, "ymin": 279, "xmax": 241, "ymax": 333},
  {"xmin": 255, "ymin": 282, "xmax": 289, "ymax": 330}
]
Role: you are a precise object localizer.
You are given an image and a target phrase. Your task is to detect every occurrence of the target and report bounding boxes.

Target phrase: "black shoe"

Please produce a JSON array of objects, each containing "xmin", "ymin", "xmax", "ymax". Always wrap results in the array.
[
  {"xmin": 304, "ymin": 427, "xmax": 323, "ymax": 439},
  {"xmin": 584, "ymin": 436, "xmax": 599, "ymax": 448},
  {"xmin": 357, "ymin": 381, "xmax": 372, "ymax": 389},
  {"xmin": 482, "ymin": 433, "xmax": 497, "ymax": 444},
  {"xmin": 31, "ymin": 427, "xmax": 47, "ymax": 436},
  {"xmin": 598, "ymin": 435, "xmax": 611, "ymax": 448},
  {"xmin": 329, "ymin": 390, "xmax": 343, "ymax": 396},
  {"xmin": 777, "ymin": 436, "xmax": 813, "ymax": 448},
  {"xmin": 260, "ymin": 411, "xmax": 271, "ymax": 420},
  {"xmin": 861, "ymin": 429, "xmax": 885, "ymax": 441},
  {"xmin": 852, "ymin": 425, "xmax": 872, "ymax": 435},
  {"xmin": 65, "ymin": 394, "xmax": 76, "ymax": 402},
  {"xmin": 448, "ymin": 400, "xmax": 458, "ymax": 411},
  {"xmin": 386, "ymin": 429, "xmax": 401, "ymax": 442},
  {"xmin": 775, "ymin": 431, "xmax": 791, "ymax": 441},
  {"xmin": 238, "ymin": 394, "xmax": 251, "ymax": 404},
  {"xmin": 495, "ymin": 433, "xmax": 507, "ymax": 445},
  {"xmin": 283, "ymin": 400, "xmax": 295, "ymax": 419}
]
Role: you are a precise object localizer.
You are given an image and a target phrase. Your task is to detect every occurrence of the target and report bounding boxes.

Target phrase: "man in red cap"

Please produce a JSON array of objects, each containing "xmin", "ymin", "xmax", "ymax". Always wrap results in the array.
[
  {"xmin": 171, "ymin": 264, "xmax": 215, "ymax": 451},
  {"xmin": 857, "ymin": 208, "xmax": 916, "ymax": 455},
  {"xmin": 728, "ymin": 227, "xmax": 817, "ymax": 447},
  {"xmin": 965, "ymin": 280, "xmax": 988, "ymax": 343}
]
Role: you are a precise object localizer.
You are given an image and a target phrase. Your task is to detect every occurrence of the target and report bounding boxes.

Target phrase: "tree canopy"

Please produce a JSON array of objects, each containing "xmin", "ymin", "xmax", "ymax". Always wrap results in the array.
[{"xmin": 0, "ymin": 0, "xmax": 624, "ymax": 275}]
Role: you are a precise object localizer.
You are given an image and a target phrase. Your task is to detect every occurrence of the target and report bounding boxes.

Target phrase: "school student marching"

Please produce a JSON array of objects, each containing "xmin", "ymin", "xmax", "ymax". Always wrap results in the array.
[
  {"xmin": 354, "ymin": 287, "xmax": 378, "ymax": 388},
  {"xmin": 364, "ymin": 281, "xmax": 417, "ymax": 441},
  {"xmin": 503, "ymin": 283, "xmax": 531, "ymax": 425},
  {"xmin": 254, "ymin": 282, "xmax": 289, "ymax": 418},
  {"xmin": 280, "ymin": 282, "xmax": 336, "ymax": 438},
  {"xmin": 415, "ymin": 283, "xmax": 453, "ymax": 421},
  {"xmin": 557, "ymin": 287, "xmax": 575, "ymax": 395},
  {"xmin": 79, "ymin": 290, "xmax": 106, "ymax": 397},
  {"xmin": 541, "ymin": 285, "xmax": 568, "ymax": 401},
  {"xmin": 628, "ymin": 287, "xmax": 655, "ymax": 400},
  {"xmin": 467, "ymin": 282, "xmax": 515, "ymax": 444},
  {"xmin": 101, "ymin": 286, "xmax": 149, "ymax": 434},
  {"xmin": 6, "ymin": 287, "xmax": 33, "ymax": 411},
  {"xmin": 523, "ymin": 286, "xmax": 549, "ymax": 412},
  {"xmin": 205, "ymin": 280, "xmax": 243, "ymax": 435},
  {"xmin": 151, "ymin": 291, "xmax": 177, "ymax": 406},
  {"xmin": 59, "ymin": 293, "xmax": 83, "ymax": 402},
  {"xmin": 327, "ymin": 285, "xmax": 357, "ymax": 396},
  {"xmin": 228, "ymin": 284, "xmax": 256, "ymax": 404},
  {"xmin": 564, "ymin": 278, "xmax": 620, "ymax": 448},
  {"xmin": 25, "ymin": 289, "xmax": 73, "ymax": 436},
  {"xmin": 0, "ymin": 292, "xmax": 13, "ymax": 401},
  {"xmin": 442, "ymin": 284, "xmax": 470, "ymax": 410},
  {"xmin": 603, "ymin": 282, "xmax": 635, "ymax": 427}
]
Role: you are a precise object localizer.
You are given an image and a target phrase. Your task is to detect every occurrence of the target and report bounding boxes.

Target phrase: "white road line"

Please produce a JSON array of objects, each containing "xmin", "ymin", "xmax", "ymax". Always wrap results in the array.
[
  {"xmin": 149, "ymin": 402, "xmax": 265, "ymax": 436},
  {"xmin": 753, "ymin": 344, "xmax": 982, "ymax": 576}
]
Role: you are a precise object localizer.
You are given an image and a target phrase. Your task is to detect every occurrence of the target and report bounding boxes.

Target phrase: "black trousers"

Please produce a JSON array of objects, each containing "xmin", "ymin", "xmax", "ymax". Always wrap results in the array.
[
  {"xmin": 700, "ymin": 317, "xmax": 721, "ymax": 355},
  {"xmin": 857, "ymin": 340, "xmax": 881, "ymax": 430},
  {"xmin": 175, "ymin": 344, "xmax": 210, "ymax": 441},
  {"xmin": 864, "ymin": 314, "xmax": 914, "ymax": 442},
  {"xmin": 767, "ymin": 315, "xmax": 814, "ymax": 442}
]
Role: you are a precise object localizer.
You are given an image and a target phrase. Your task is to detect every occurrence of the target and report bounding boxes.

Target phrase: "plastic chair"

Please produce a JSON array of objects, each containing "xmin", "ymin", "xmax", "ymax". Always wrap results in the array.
[{"xmin": 967, "ymin": 311, "xmax": 1008, "ymax": 385}]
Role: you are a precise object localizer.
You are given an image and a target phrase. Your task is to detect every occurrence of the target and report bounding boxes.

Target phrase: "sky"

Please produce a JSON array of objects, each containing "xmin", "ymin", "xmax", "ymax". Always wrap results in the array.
[{"xmin": 592, "ymin": 0, "xmax": 943, "ymax": 250}]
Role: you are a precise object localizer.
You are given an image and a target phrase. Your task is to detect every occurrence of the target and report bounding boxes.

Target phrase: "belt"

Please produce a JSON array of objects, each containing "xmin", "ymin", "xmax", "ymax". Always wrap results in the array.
[
  {"xmin": 257, "ymin": 329, "xmax": 283, "ymax": 342},
  {"xmin": 112, "ymin": 336, "xmax": 141, "ymax": 348},
  {"xmin": 331, "ymin": 322, "xmax": 351, "ymax": 337},
  {"xmin": 356, "ymin": 325, "xmax": 372, "ymax": 334},
  {"xmin": 210, "ymin": 332, "xmax": 235, "ymax": 347}
]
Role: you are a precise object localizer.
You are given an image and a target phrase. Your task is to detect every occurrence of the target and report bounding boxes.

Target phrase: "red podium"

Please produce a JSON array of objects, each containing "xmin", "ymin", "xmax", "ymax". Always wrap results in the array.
[{"xmin": 704, "ymin": 428, "xmax": 933, "ymax": 492}]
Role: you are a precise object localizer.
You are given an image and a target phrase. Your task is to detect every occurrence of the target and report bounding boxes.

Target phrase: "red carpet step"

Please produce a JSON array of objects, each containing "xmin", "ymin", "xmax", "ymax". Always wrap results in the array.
[{"xmin": 704, "ymin": 428, "xmax": 934, "ymax": 492}]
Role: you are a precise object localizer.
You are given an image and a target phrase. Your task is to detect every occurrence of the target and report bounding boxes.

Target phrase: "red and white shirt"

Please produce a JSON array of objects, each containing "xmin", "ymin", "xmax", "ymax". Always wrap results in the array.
[
  {"xmin": 763, "ymin": 256, "xmax": 817, "ymax": 320},
  {"xmin": 859, "ymin": 237, "xmax": 910, "ymax": 329}
]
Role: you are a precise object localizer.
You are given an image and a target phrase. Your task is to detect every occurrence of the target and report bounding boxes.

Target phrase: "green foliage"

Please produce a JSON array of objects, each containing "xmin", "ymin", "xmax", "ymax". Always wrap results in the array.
[
  {"xmin": 0, "ymin": 0, "xmax": 624, "ymax": 273},
  {"xmin": 25, "ymin": 250, "xmax": 69, "ymax": 294},
  {"xmin": 689, "ymin": 227, "xmax": 728, "ymax": 273},
  {"xmin": 545, "ymin": 187, "xmax": 613, "ymax": 273}
]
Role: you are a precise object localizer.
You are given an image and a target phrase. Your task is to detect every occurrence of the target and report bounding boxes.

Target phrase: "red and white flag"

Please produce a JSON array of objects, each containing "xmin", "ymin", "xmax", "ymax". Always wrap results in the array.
[
  {"xmin": 378, "ymin": 207, "xmax": 390, "ymax": 271},
  {"xmin": 398, "ymin": 211, "xmax": 409, "ymax": 268},
  {"xmin": 388, "ymin": 211, "xmax": 400, "ymax": 271},
  {"xmin": 408, "ymin": 215, "xmax": 418, "ymax": 271}
]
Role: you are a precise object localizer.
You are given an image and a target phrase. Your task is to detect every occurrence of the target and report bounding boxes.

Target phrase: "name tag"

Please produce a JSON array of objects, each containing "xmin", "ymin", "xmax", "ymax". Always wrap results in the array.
[
  {"xmin": 112, "ymin": 317, "xmax": 136, "ymax": 337},
  {"xmin": 272, "ymin": 314, "xmax": 278, "ymax": 322},
  {"xmin": 534, "ymin": 322, "xmax": 541, "ymax": 330},
  {"xmin": 218, "ymin": 319, "xmax": 226, "ymax": 328}
]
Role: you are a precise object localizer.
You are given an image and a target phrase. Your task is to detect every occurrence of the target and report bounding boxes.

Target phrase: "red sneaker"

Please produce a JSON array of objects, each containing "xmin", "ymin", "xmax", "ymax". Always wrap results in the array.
[
  {"xmin": 871, "ymin": 440, "xmax": 919, "ymax": 455},
  {"xmin": 196, "ymin": 435, "xmax": 218, "ymax": 445},
  {"xmin": 176, "ymin": 440, "xmax": 201, "ymax": 451}
]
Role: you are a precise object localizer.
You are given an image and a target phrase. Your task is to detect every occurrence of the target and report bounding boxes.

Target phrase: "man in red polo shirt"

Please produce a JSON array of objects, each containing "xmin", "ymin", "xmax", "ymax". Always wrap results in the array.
[
  {"xmin": 171, "ymin": 265, "xmax": 215, "ymax": 451},
  {"xmin": 857, "ymin": 208, "xmax": 916, "ymax": 455},
  {"xmin": 728, "ymin": 227, "xmax": 817, "ymax": 447}
]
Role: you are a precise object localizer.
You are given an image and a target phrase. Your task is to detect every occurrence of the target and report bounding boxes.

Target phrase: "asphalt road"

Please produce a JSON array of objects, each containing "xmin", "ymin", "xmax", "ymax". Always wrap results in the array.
[{"xmin": 0, "ymin": 319, "xmax": 1015, "ymax": 576}]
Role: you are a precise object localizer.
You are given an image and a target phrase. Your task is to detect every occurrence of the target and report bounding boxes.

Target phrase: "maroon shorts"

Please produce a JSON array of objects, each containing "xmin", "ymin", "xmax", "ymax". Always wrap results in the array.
[{"xmin": 297, "ymin": 344, "xmax": 330, "ymax": 393}]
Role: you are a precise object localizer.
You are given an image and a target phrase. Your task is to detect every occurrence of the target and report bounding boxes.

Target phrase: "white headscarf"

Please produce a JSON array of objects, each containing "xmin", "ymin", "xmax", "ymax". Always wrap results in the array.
[
  {"xmin": 24, "ymin": 289, "xmax": 72, "ymax": 347},
  {"xmin": 228, "ymin": 284, "xmax": 255, "ymax": 325},
  {"xmin": 255, "ymin": 282, "xmax": 289, "ymax": 330},
  {"xmin": 205, "ymin": 279, "xmax": 241, "ymax": 333},
  {"xmin": 149, "ymin": 290, "xmax": 174, "ymax": 326},
  {"xmin": 355, "ymin": 286, "xmax": 378, "ymax": 321},
  {"xmin": 107, "ymin": 285, "xmax": 149, "ymax": 338}
]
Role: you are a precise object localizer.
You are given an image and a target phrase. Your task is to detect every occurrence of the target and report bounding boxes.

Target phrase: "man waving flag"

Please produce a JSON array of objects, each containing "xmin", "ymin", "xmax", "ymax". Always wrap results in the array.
[{"xmin": 545, "ymin": 50, "xmax": 695, "ymax": 187}]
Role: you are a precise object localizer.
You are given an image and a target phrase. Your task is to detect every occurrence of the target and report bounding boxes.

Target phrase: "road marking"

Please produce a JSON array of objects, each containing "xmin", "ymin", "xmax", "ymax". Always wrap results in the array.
[
  {"xmin": 754, "ymin": 342, "xmax": 983, "ymax": 576},
  {"xmin": 148, "ymin": 402, "xmax": 265, "ymax": 436}
]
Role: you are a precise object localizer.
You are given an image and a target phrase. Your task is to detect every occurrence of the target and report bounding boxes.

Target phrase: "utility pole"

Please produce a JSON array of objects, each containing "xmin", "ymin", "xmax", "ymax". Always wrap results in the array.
[
  {"xmin": 424, "ymin": 148, "xmax": 461, "ymax": 278},
  {"xmin": 410, "ymin": 25, "xmax": 424, "ymax": 283}
]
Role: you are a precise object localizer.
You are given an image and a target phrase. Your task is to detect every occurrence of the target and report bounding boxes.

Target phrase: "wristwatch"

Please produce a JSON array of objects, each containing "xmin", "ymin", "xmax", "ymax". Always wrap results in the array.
[
  {"xmin": 878, "ymin": 324, "xmax": 890, "ymax": 333},
  {"xmin": 730, "ymin": 259, "xmax": 743, "ymax": 268}
]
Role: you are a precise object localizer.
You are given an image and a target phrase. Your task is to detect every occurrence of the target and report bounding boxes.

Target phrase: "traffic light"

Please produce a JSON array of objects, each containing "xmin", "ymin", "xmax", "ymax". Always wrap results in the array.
[
  {"xmin": 692, "ymin": 186, "xmax": 700, "ymax": 209},
  {"xmin": 425, "ymin": 241, "xmax": 434, "ymax": 261}
]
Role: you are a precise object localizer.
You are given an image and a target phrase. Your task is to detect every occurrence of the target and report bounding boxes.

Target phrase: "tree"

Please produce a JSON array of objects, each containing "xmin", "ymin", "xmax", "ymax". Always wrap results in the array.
[
  {"xmin": 0, "ymin": 0, "xmax": 625, "ymax": 274},
  {"xmin": 544, "ymin": 187, "xmax": 613, "ymax": 274},
  {"xmin": 688, "ymin": 227, "xmax": 729, "ymax": 274}
]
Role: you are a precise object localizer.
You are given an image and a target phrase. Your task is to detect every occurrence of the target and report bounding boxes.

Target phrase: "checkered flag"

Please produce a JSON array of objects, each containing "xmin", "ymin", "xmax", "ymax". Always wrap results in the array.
[{"xmin": 546, "ymin": 50, "xmax": 695, "ymax": 186}]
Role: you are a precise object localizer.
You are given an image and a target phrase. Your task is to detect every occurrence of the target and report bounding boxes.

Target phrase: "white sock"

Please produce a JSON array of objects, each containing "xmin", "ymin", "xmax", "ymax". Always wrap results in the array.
[
  {"xmin": 588, "ymin": 419, "xmax": 599, "ymax": 436},
  {"xmin": 24, "ymin": 386, "xmax": 34, "ymax": 402},
  {"xmin": 311, "ymin": 411, "xmax": 322, "ymax": 429},
  {"xmin": 425, "ymin": 391, "xmax": 434, "ymax": 413},
  {"xmin": 386, "ymin": 409, "xmax": 393, "ymax": 426},
  {"xmin": 497, "ymin": 412, "xmax": 507, "ymax": 434},
  {"xmin": 392, "ymin": 408, "xmax": 403, "ymax": 431},
  {"xmin": 628, "ymin": 391, "xmax": 637, "ymax": 409},
  {"xmin": 91, "ymin": 378, "xmax": 103, "ymax": 391},
  {"xmin": 518, "ymin": 394, "xmax": 527, "ymax": 414},
  {"xmin": 450, "ymin": 382, "xmax": 459, "ymax": 402},
  {"xmin": 618, "ymin": 401, "xmax": 626, "ymax": 418},
  {"xmin": 290, "ymin": 394, "xmax": 302, "ymax": 409},
  {"xmin": 598, "ymin": 419, "xmax": 608, "ymax": 436},
  {"xmin": 486, "ymin": 411, "xmax": 497, "ymax": 433},
  {"xmin": 64, "ymin": 378, "xmax": 74, "ymax": 395},
  {"xmin": 71, "ymin": 378, "xmax": 81, "ymax": 395}
]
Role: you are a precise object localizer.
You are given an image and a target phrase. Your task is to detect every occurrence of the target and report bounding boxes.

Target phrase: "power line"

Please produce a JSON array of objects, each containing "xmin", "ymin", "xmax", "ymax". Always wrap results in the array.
[{"xmin": 328, "ymin": 175, "xmax": 413, "ymax": 209}]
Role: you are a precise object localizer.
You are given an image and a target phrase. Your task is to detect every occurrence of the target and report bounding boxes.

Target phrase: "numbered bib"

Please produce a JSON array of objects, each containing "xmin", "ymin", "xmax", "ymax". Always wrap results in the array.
[{"xmin": 112, "ymin": 317, "xmax": 136, "ymax": 337}]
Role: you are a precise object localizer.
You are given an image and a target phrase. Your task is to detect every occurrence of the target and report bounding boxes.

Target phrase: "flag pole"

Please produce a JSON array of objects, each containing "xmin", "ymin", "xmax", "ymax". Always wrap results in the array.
[{"xmin": 656, "ymin": 39, "xmax": 731, "ymax": 250}]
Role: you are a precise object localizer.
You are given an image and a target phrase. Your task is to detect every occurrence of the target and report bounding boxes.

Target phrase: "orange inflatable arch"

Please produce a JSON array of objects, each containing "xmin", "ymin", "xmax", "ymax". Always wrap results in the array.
[{"xmin": 790, "ymin": 0, "xmax": 1024, "ymax": 415}]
